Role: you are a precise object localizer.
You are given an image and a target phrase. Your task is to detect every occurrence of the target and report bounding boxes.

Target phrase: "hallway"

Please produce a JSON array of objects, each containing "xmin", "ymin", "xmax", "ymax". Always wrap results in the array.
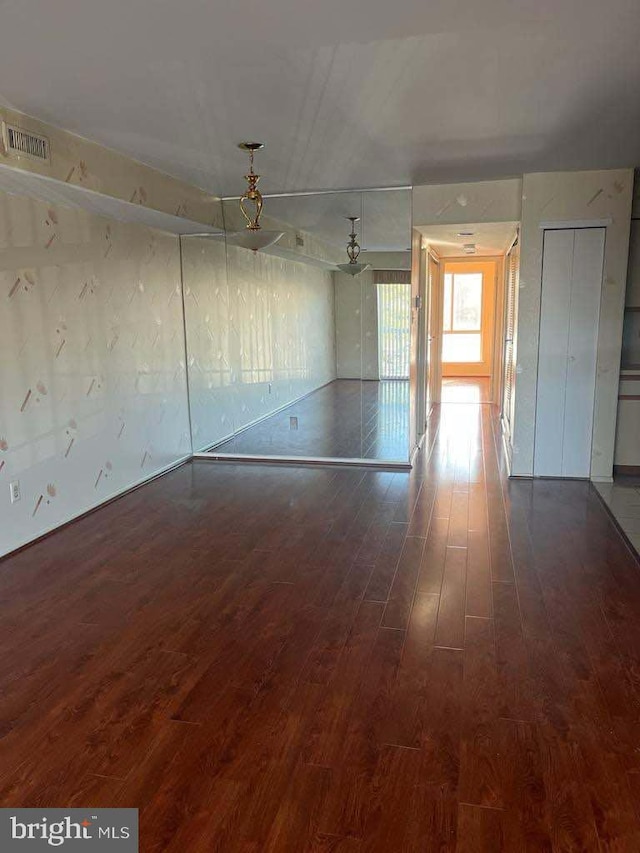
[{"xmin": 1, "ymin": 392, "xmax": 640, "ymax": 850}]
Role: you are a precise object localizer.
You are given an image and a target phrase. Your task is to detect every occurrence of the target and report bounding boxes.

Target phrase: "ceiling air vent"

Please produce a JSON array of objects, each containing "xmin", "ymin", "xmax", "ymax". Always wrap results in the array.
[{"xmin": 2, "ymin": 123, "xmax": 50, "ymax": 163}]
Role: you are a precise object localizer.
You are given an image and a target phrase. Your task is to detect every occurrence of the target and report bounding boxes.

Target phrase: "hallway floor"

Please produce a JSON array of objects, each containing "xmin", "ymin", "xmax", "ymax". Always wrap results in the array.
[
  {"xmin": 2, "ymin": 393, "xmax": 640, "ymax": 850},
  {"xmin": 441, "ymin": 376, "xmax": 492, "ymax": 404},
  {"xmin": 211, "ymin": 378, "xmax": 410, "ymax": 461}
]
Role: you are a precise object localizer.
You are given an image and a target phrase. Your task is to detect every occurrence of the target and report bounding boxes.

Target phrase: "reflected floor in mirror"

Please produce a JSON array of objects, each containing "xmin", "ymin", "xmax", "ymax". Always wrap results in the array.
[{"xmin": 211, "ymin": 378, "xmax": 410, "ymax": 460}]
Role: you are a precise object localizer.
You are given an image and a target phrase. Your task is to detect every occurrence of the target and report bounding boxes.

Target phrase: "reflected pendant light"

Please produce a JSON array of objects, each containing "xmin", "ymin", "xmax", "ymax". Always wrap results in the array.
[
  {"xmin": 336, "ymin": 216, "xmax": 371, "ymax": 276},
  {"xmin": 226, "ymin": 142, "xmax": 284, "ymax": 252}
]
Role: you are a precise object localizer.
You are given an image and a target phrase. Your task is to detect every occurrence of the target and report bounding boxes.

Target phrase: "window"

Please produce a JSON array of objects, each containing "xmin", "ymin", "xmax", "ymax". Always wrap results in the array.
[{"xmin": 442, "ymin": 272, "xmax": 483, "ymax": 363}]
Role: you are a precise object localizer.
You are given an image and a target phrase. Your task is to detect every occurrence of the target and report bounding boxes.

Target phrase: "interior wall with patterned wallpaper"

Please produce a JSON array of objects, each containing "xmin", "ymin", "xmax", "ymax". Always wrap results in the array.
[
  {"xmin": 0, "ymin": 191, "xmax": 191, "ymax": 557},
  {"xmin": 0, "ymin": 106, "xmax": 222, "ymax": 229},
  {"xmin": 334, "ymin": 270, "xmax": 379, "ymax": 380},
  {"xmin": 182, "ymin": 237, "xmax": 336, "ymax": 451},
  {"xmin": 412, "ymin": 178, "xmax": 522, "ymax": 227}
]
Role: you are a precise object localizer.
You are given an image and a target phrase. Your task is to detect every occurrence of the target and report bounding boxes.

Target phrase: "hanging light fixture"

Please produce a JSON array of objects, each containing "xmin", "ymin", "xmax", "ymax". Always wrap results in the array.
[
  {"xmin": 336, "ymin": 216, "xmax": 371, "ymax": 276},
  {"xmin": 226, "ymin": 142, "xmax": 284, "ymax": 252}
]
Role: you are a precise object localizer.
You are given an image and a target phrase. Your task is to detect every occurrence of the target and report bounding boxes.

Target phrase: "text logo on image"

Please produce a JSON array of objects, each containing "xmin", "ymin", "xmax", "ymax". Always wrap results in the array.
[{"xmin": 0, "ymin": 809, "xmax": 138, "ymax": 851}]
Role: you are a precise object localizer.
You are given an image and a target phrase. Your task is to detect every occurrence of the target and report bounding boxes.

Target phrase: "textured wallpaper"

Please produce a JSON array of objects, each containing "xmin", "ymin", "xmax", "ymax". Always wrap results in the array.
[
  {"xmin": 0, "ymin": 106, "xmax": 222, "ymax": 229},
  {"xmin": 412, "ymin": 178, "xmax": 522, "ymax": 227},
  {"xmin": 0, "ymin": 192, "xmax": 191, "ymax": 556},
  {"xmin": 182, "ymin": 237, "xmax": 336, "ymax": 451},
  {"xmin": 334, "ymin": 270, "xmax": 379, "ymax": 380}
]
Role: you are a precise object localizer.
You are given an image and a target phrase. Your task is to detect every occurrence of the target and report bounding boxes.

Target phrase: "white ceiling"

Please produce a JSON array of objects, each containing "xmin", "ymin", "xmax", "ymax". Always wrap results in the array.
[
  {"xmin": 252, "ymin": 189, "xmax": 411, "ymax": 251},
  {"xmin": 0, "ymin": 0, "xmax": 639, "ymax": 197},
  {"xmin": 418, "ymin": 221, "xmax": 518, "ymax": 257}
]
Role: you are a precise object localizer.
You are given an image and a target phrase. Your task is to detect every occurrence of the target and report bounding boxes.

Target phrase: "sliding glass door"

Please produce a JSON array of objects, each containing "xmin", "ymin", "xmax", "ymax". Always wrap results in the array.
[{"xmin": 377, "ymin": 282, "xmax": 411, "ymax": 379}]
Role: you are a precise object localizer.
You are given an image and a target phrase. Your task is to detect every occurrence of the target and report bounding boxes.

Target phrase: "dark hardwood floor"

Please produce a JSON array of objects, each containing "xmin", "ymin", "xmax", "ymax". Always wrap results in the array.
[
  {"xmin": 2, "ymin": 389, "xmax": 640, "ymax": 850},
  {"xmin": 212, "ymin": 379, "xmax": 409, "ymax": 461}
]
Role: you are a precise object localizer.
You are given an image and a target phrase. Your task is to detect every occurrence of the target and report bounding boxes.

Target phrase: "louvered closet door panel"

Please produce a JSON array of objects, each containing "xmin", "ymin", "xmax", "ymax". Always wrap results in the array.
[
  {"xmin": 534, "ymin": 229, "xmax": 574, "ymax": 477},
  {"xmin": 562, "ymin": 228, "xmax": 604, "ymax": 477}
]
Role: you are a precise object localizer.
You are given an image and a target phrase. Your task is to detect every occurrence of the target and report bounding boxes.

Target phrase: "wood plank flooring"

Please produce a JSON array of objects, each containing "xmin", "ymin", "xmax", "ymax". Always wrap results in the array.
[
  {"xmin": 2, "ymin": 392, "xmax": 640, "ymax": 850},
  {"xmin": 213, "ymin": 379, "xmax": 409, "ymax": 460}
]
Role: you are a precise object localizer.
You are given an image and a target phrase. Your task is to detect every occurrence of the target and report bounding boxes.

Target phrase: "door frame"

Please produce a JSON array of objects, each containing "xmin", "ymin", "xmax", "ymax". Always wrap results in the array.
[
  {"xmin": 409, "ymin": 228, "xmax": 421, "ymax": 456},
  {"xmin": 415, "ymin": 245, "xmax": 428, "ymax": 445},
  {"xmin": 499, "ymin": 232, "xmax": 519, "ymax": 450},
  {"xmin": 427, "ymin": 248, "xmax": 443, "ymax": 407},
  {"xmin": 413, "ymin": 241, "xmax": 443, "ymax": 453}
]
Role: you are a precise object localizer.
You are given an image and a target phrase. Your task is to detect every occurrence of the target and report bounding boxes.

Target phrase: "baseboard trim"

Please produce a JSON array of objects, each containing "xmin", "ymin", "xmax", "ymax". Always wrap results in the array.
[
  {"xmin": 0, "ymin": 454, "xmax": 192, "ymax": 562},
  {"xmin": 197, "ymin": 377, "xmax": 337, "ymax": 453},
  {"xmin": 194, "ymin": 452, "xmax": 411, "ymax": 470},
  {"xmin": 614, "ymin": 465, "xmax": 640, "ymax": 476}
]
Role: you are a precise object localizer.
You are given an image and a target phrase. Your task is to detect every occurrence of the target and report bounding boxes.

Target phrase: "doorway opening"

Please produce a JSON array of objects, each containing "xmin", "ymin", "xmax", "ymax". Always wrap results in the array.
[
  {"xmin": 441, "ymin": 259, "xmax": 496, "ymax": 383},
  {"xmin": 414, "ymin": 218, "xmax": 520, "ymax": 464}
]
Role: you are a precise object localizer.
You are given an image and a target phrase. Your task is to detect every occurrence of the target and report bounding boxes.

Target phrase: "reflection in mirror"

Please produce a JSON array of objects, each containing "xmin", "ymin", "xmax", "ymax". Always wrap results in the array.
[{"xmin": 182, "ymin": 188, "xmax": 412, "ymax": 464}]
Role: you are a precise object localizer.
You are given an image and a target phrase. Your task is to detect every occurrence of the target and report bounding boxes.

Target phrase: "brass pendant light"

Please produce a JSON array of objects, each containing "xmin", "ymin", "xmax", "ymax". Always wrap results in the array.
[
  {"xmin": 336, "ymin": 216, "xmax": 371, "ymax": 276},
  {"xmin": 226, "ymin": 142, "xmax": 284, "ymax": 252}
]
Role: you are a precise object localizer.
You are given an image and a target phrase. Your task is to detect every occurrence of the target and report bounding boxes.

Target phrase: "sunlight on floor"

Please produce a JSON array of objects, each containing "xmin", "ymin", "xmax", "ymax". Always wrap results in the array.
[{"xmin": 441, "ymin": 377, "xmax": 490, "ymax": 404}]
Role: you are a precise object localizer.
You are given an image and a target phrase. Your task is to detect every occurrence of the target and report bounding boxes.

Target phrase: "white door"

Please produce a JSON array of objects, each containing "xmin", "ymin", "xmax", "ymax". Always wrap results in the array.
[{"xmin": 534, "ymin": 228, "xmax": 605, "ymax": 478}]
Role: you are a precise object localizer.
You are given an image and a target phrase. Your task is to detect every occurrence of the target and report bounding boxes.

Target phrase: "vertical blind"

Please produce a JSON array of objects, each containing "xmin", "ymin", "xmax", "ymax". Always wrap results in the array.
[{"xmin": 377, "ymin": 281, "xmax": 411, "ymax": 379}]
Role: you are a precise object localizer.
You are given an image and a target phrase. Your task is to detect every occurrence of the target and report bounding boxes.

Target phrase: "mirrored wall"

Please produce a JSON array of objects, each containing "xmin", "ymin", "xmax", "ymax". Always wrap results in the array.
[{"xmin": 181, "ymin": 188, "xmax": 412, "ymax": 465}]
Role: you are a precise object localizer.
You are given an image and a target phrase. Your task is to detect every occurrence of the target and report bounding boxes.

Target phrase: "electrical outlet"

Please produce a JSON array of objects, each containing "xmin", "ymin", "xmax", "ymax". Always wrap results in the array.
[{"xmin": 9, "ymin": 480, "xmax": 20, "ymax": 503}]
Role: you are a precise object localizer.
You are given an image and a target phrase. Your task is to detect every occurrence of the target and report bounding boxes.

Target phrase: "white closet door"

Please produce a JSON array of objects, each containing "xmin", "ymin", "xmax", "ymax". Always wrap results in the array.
[
  {"xmin": 561, "ymin": 228, "xmax": 604, "ymax": 477},
  {"xmin": 534, "ymin": 227, "xmax": 605, "ymax": 478},
  {"xmin": 534, "ymin": 230, "xmax": 573, "ymax": 476}
]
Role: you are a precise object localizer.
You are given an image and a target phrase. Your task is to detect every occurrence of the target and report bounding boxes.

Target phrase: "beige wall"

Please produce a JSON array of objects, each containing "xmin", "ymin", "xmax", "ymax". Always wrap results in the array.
[
  {"xmin": 334, "ymin": 270, "xmax": 379, "ymax": 380},
  {"xmin": 364, "ymin": 251, "xmax": 411, "ymax": 270},
  {"xmin": 615, "ymin": 172, "xmax": 640, "ymax": 467},
  {"xmin": 412, "ymin": 178, "xmax": 522, "ymax": 227},
  {"xmin": 0, "ymin": 105, "xmax": 222, "ymax": 228},
  {"xmin": 183, "ymin": 238, "xmax": 336, "ymax": 451},
  {"xmin": 512, "ymin": 169, "xmax": 634, "ymax": 480},
  {"xmin": 0, "ymin": 191, "xmax": 191, "ymax": 557}
]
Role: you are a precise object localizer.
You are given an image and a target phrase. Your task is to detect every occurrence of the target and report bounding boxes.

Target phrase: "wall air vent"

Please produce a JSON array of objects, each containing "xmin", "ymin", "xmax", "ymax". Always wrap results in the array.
[{"xmin": 2, "ymin": 123, "xmax": 50, "ymax": 163}]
